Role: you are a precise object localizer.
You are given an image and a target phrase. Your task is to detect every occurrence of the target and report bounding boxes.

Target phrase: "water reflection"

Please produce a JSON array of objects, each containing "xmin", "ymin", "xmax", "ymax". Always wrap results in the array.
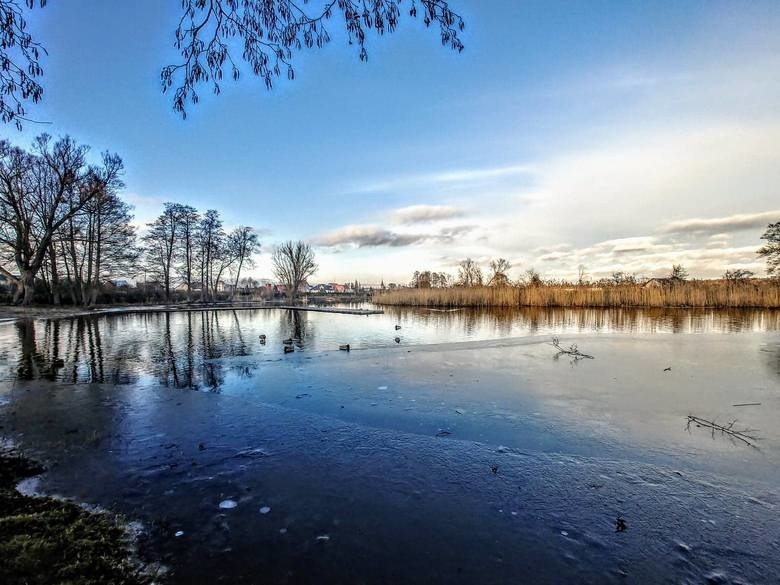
[
  {"xmin": 1, "ymin": 306, "xmax": 778, "ymax": 390},
  {"xmin": 381, "ymin": 306, "xmax": 780, "ymax": 336},
  {"xmin": 284, "ymin": 309, "xmax": 310, "ymax": 348}
]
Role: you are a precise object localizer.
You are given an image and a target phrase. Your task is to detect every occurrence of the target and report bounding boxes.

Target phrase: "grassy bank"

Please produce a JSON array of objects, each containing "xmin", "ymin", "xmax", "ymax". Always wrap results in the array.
[
  {"xmin": 0, "ymin": 452, "xmax": 157, "ymax": 585},
  {"xmin": 373, "ymin": 281, "xmax": 780, "ymax": 309}
]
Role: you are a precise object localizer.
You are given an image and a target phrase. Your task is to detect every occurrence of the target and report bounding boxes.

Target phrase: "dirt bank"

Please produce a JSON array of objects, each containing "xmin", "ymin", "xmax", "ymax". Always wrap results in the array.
[{"xmin": 0, "ymin": 452, "xmax": 159, "ymax": 585}]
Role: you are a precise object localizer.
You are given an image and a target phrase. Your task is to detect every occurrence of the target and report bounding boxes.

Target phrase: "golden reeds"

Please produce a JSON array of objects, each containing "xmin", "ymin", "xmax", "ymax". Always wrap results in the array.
[{"xmin": 373, "ymin": 281, "xmax": 780, "ymax": 309}]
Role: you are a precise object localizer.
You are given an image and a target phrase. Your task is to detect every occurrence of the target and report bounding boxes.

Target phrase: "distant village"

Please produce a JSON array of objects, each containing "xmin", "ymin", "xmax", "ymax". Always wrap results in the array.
[{"xmin": 52, "ymin": 275, "xmax": 404, "ymax": 300}]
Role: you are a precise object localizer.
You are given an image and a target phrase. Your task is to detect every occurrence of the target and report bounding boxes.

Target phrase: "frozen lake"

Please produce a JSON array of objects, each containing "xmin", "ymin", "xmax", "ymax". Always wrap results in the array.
[{"xmin": 1, "ymin": 306, "xmax": 778, "ymax": 584}]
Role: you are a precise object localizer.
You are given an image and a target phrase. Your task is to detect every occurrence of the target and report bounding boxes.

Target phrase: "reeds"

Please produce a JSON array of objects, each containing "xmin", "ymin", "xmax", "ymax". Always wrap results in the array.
[{"xmin": 373, "ymin": 281, "xmax": 780, "ymax": 309}]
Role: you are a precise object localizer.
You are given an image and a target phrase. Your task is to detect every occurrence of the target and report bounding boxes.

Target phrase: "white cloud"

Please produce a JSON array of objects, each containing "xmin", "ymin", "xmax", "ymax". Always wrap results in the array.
[
  {"xmin": 307, "ymin": 23, "xmax": 780, "ymax": 282},
  {"xmin": 660, "ymin": 210, "xmax": 780, "ymax": 235},
  {"xmin": 352, "ymin": 164, "xmax": 534, "ymax": 193},
  {"xmin": 316, "ymin": 225, "xmax": 428, "ymax": 248},
  {"xmin": 391, "ymin": 204, "xmax": 465, "ymax": 224}
]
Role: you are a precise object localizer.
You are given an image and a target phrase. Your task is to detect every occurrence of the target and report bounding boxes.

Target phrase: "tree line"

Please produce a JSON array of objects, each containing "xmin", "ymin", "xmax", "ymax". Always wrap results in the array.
[
  {"xmin": 408, "ymin": 235, "xmax": 780, "ymax": 290},
  {"xmin": 410, "ymin": 258, "xmax": 513, "ymax": 289},
  {"xmin": 0, "ymin": 134, "xmax": 262, "ymax": 305},
  {"xmin": 142, "ymin": 203, "xmax": 260, "ymax": 303}
]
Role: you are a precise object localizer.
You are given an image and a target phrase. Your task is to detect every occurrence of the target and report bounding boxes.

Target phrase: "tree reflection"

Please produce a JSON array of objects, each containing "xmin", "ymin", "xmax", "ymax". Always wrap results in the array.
[
  {"xmin": 283, "ymin": 309, "xmax": 312, "ymax": 348},
  {"xmin": 6, "ymin": 307, "xmax": 780, "ymax": 390},
  {"xmin": 15, "ymin": 319, "xmax": 48, "ymax": 380},
  {"xmin": 10, "ymin": 310, "xmax": 262, "ymax": 391}
]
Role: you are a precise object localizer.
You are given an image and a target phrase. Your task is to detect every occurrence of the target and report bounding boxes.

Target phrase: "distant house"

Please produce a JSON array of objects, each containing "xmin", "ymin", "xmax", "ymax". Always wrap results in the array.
[
  {"xmin": 111, "ymin": 277, "xmax": 136, "ymax": 288},
  {"xmin": 174, "ymin": 282, "xmax": 203, "ymax": 292},
  {"xmin": 643, "ymin": 277, "xmax": 684, "ymax": 288},
  {"xmin": 0, "ymin": 272, "xmax": 18, "ymax": 292},
  {"xmin": 308, "ymin": 283, "xmax": 350, "ymax": 294},
  {"xmin": 274, "ymin": 282, "xmax": 308, "ymax": 297},
  {"xmin": 216, "ymin": 280, "xmax": 236, "ymax": 293}
]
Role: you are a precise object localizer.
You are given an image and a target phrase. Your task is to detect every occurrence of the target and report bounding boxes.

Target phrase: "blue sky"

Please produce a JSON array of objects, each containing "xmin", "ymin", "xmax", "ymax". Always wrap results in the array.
[{"xmin": 11, "ymin": 0, "xmax": 780, "ymax": 282}]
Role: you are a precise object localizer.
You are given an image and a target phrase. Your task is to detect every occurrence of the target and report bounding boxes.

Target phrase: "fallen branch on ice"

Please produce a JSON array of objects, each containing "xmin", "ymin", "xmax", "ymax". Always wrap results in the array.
[
  {"xmin": 551, "ymin": 337, "xmax": 594, "ymax": 360},
  {"xmin": 686, "ymin": 415, "xmax": 760, "ymax": 448}
]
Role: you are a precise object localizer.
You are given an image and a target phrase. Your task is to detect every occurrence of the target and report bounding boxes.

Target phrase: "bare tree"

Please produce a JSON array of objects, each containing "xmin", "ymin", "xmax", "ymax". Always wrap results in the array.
[
  {"xmin": 174, "ymin": 204, "xmax": 200, "ymax": 300},
  {"xmin": 431, "ymin": 271, "xmax": 452, "ymax": 288},
  {"xmin": 58, "ymin": 189, "xmax": 138, "ymax": 305},
  {"xmin": 272, "ymin": 240, "xmax": 317, "ymax": 302},
  {"xmin": 457, "ymin": 258, "xmax": 483, "ymax": 287},
  {"xmin": 411, "ymin": 270, "xmax": 431, "ymax": 288},
  {"xmin": 410, "ymin": 270, "xmax": 451, "ymax": 288},
  {"xmin": 195, "ymin": 209, "xmax": 226, "ymax": 301},
  {"xmin": 488, "ymin": 258, "xmax": 511, "ymax": 286},
  {"xmin": 723, "ymin": 269, "xmax": 754, "ymax": 283},
  {"xmin": 0, "ymin": 134, "xmax": 123, "ymax": 304},
  {"xmin": 577, "ymin": 264, "xmax": 588, "ymax": 285},
  {"xmin": 208, "ymin": 233, "xmax": 234, "ymax": 299},
  {"xmin": 610, "ymin": 271, "xmax": 636, "ymax": 285},
  {"xmin": 758, "ymin": 222, "xmax": 780, "ymax": 278},
  {"xmin": 142, "ymin": 203, "xmax": 182, "ymax": 301},
  {"xmin": 238, "ymin": 275, "xmax": 259, "ymax": 294},
  {"xmin": 669, "ymin": 264, "xmax": 689, "ymax": 281},
  {"xmin": 523, "ymin": 267, "xmax": 542, "ymax": 286},
  {"xmin": 227, "ymin": 226, "xmax": 260, "ymax": 299}
]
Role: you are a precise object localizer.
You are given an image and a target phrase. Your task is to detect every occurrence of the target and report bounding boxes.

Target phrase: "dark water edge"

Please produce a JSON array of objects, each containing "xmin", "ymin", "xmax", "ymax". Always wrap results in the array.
[
  {"xmin": 0, "ymin": 452, "xmax": 160, "ymax": 585},
  {"xmin": 3, "ymin": 378, "xmax": 780, "ymax": 583},
  {"xmin": 0, "ymin": 307, "xmax": 779, "ymax": 584},
  {"xmin": 3, "ymin": 380, "xmax": 778, "ymax": 585}
]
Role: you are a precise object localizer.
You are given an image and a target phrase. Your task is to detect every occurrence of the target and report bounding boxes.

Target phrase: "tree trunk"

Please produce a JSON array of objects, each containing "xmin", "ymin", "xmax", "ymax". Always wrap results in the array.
[
  {"xmin": 287, "ymin": 280, "xmax": 297, "ymax": 304},
  {"xmin": 231, "ymin": 258, "xmax": 244, "ymax": 301},
  {"xmin": 20, "ymin": 270, "xmax": 35, "ymax": 305},
  {"xmin": 48, "ymin": 245, "xmax": 61, "ymax": 305}
]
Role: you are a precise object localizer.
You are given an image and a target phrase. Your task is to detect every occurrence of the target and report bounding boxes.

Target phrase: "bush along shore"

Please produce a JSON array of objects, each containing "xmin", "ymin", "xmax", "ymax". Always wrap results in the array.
[
  {"xmin": 0, "ymin": 451, "xmax": 159, "ymax": 585},
  {"xmin": 373, "ymin": 281, "xmax": 780, "ymax": 309}
]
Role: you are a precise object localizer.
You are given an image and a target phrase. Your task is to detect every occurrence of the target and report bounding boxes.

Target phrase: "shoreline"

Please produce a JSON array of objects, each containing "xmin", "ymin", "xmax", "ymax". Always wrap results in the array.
[
  {"xmin": 1, "ymin": 301, "xmax": 777, "ymax": 326},
  {"xmin": 0, "ymin": 302, "xmax": 383, "ymax": 323},
  {"xmin": 0, "ymin": 451, "xmax": 159, "ymax": 584}
]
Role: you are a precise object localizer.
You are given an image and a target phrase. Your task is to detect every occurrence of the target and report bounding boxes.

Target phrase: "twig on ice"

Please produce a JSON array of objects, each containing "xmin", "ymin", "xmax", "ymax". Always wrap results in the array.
[
  {"xmin": 551, "ymin": 337, "xmax": 594, "ymax": 360},
  {"xmin": 686, "ymin": 415, "xmax": 760, "ymax": 448}
]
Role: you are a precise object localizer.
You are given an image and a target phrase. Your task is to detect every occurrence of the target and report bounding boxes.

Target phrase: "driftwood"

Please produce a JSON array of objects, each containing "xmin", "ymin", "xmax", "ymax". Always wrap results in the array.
[
  {"xmin": 551, "ymin": 337, "xmax": 594, "ymax": 360},
  {"xmin": 686, "ymin": 415, "xmax": 760, "ymax": 448}
]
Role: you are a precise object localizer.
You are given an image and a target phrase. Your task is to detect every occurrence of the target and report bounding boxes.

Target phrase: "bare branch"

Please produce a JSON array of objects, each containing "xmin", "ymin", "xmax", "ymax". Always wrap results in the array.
[
  {"xmin": 686, "ymin": 415, "xmax": 760, "ymax": 448},
  {"xmin": 551, "ymin": 337, "xmax": 594, "ymax": 360},
  {"xmin": 163, "ymin": 0, "xmax": 465, "ymax": 117}
]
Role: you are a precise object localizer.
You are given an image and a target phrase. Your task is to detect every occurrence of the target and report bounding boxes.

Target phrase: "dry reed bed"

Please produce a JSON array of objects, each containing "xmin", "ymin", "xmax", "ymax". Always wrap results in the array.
[{"xmin": 373, "ymin": 282, "xmax": 780, "ymax": 309}]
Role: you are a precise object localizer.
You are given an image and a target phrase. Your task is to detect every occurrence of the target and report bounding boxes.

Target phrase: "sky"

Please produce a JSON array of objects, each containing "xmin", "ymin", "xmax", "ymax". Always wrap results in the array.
[{"xmin": 10, "ymin": 0, "xmax": 780, "ymax": 283}]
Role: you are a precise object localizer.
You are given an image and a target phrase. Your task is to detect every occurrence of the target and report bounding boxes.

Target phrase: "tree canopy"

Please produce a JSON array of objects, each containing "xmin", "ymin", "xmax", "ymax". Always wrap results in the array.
[
  {"xmin": 0, "ymin": 0, "xmax": 465, "ymax": 127},
  {"xmin": 272, "ymin": 240, "xmax": 317, "ymax": 301}
]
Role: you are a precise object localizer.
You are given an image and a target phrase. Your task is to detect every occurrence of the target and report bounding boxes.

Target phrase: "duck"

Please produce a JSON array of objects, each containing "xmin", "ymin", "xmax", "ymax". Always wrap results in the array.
[
  {"xmin": 394, "ymin": 337, "xmax": 401, "ymax": 344},
  {"xmin": 339, "ymin": 344, "xmax": 350, "ymax": 352},
  {"xmin": 259, "ymin": 334, "xmax": 267, "ymax": 340},
  {"xmin": 282, "ymin": 338, "xmax": 293, "ymax": 345},
  {"xmin": 394, "ymin": 325, "xmax": 402, "ymax": 330},
  {"xmin": 283, "ymin": 345, "xmax": 294, "ymax": 354}
]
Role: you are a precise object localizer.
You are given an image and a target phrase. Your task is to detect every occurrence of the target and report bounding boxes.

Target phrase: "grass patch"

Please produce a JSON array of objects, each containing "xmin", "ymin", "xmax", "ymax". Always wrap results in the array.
[{"xmin": 0, "ymin": 452, "xmax": 157, "ymax": 585}]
